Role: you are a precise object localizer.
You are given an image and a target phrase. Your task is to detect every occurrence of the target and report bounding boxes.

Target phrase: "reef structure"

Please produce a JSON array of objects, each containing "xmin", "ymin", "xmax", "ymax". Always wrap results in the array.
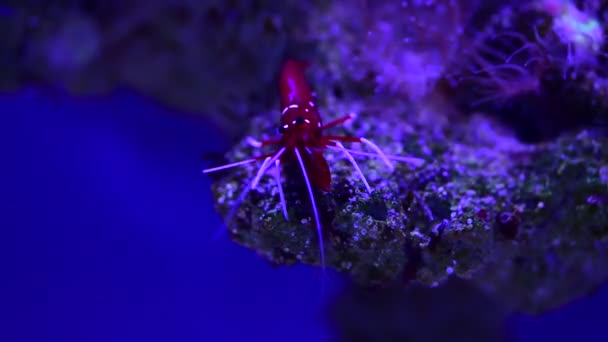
[
  {"xmin": 202, "ymin": 0, "xmax": 608, "ymax": 317},
  {"xmin": 207, "ymin": 93, "xmax": 608, "ymax": 314}
]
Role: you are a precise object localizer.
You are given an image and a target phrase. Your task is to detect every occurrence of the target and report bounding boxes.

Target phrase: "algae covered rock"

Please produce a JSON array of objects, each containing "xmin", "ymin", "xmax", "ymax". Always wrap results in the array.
[{"xmin": 207, "ymin": 94, "xmax": 608, "ymax": 314}]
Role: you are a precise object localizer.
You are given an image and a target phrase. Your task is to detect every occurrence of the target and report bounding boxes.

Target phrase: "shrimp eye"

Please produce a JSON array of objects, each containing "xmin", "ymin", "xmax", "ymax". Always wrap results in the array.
[
  {"xmin": 277, "ymin": 125, "xmax": 286, "ymax": 134},
  {"xmin": 295, "ymin": 117, "xmax": 305, "ymax": 125}
]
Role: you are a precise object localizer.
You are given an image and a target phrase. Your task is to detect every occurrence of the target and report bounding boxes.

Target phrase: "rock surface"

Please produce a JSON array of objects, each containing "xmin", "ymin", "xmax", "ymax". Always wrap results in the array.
[{"xmin": 209, "ymin": 94, "xmax": 608, "ymax": 314}]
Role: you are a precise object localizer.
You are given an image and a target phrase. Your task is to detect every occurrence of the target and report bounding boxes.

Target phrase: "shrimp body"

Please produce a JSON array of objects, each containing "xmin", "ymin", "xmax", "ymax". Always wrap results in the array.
[
  {"xmin": 203, "ymin": 60, "xmax": 425, "ymax": 288},
  {"xmin": 278, "ymin": 60, "xmax": 317, "ymax": 110},
  {"xmin": 277, "ymin": 60, "xmax": 329, "ymax": 191}
]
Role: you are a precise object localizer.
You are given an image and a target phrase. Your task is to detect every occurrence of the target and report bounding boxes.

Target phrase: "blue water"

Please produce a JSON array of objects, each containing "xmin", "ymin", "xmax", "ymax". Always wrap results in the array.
[
  {"xmin": 2, "ymin": 88, "xmax": 606, "ymax": 341},
  {"xmin": 1, "ymin": 89, "xmax": 336, "ymax": 342},
  {"xmin": 0, "ymin": 5, "xmax": 14, "ymax": 17}
]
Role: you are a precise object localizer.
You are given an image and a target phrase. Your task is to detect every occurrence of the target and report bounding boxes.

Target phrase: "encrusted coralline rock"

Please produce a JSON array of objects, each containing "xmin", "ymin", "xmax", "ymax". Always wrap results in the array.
[
  {"xmin": 209, "ymin": 94, "xmax": 608, "ymax": 314},
  {"xmin": 307, "ymin": 0, "xmax": 470, "ymax": 103},
  {"xmin": 205, "ymin": 0, "xmax": 608, "ymax": 317}
]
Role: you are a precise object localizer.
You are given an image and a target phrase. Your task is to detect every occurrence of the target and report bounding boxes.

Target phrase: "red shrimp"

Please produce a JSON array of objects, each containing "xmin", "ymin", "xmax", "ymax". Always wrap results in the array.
[{"xmin": 203, "ymin": 60, "xmax": 424, "ymax": 283}]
